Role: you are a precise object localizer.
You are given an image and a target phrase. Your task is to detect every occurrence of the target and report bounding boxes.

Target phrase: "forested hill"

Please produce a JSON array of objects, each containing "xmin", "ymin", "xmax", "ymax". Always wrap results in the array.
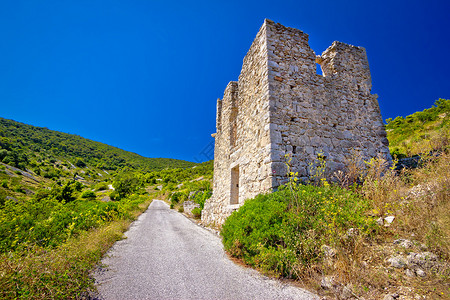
[{"xmin": 0, "ymin": 117, "xmax": 196, "ymax": 172}]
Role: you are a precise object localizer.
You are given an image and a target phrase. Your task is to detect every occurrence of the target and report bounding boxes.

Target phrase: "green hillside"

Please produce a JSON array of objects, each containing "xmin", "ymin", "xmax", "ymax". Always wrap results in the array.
[
  {"xmin": 386, "ymin": 98, "xmax": 450, "ymax": 158},
  {"xmin": 0, "ymin": 117, "xmax": 196, "ymax": 172},
  {"xmin": 0, "ymin": 117, "xmax": 212, "ymax": 299}
]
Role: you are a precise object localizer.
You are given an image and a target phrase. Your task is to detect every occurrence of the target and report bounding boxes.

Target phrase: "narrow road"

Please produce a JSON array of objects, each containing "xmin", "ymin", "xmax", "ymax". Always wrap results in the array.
[{"xmin": 94, "ymin": 200, "xmax": 318, "ymax": 300}]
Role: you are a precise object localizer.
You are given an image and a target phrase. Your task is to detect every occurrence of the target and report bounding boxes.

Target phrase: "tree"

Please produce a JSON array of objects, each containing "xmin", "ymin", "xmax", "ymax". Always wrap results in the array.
[
  {"xmin": 0, "ymin": 149, "xmax": 7, "ymax": 160},
  {"xmin": 75, "ymin": 158, "xmax": 86, "ymax": 168},
  {"xmin": 113, "ymin": 173, "xmax": 140, "ymax": 199},
  {"xmin": 51, "ymin": 181, "xmax": 78, "ymax": 203}
]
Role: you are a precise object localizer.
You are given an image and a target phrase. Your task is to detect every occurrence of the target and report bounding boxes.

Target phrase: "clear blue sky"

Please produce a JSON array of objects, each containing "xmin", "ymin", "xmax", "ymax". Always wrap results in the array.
[{"xmin": 1, "ymin": 0, "xmax": 449, "ymax": 162}]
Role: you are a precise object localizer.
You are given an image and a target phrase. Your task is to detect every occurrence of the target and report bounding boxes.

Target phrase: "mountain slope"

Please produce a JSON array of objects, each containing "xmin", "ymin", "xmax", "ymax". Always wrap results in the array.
[
  {"xmin": 0, "ymin": 117, "xmax": 196, "ymax": 172},
  {"xmin": 386, "ymin": 98, "xmax": 450, "ymax": 158}
]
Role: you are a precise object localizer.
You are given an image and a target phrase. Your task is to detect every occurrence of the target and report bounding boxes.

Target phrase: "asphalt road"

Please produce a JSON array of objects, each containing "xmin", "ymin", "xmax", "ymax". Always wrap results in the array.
[{"xmin": 94, "ymin": 200, "xmax": 318, "ymax": 300}]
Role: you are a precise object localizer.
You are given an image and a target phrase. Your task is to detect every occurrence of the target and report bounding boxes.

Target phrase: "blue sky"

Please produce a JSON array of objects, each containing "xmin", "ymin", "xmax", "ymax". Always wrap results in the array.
[{"xmin": 1, "ymin": 0, "xmax": 449, "ymax": 162}]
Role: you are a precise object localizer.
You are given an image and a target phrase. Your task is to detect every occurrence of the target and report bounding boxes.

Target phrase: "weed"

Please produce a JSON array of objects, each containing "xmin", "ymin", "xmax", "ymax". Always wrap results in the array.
[
  {"xmin": 0, "ymin": 196, "xmax": 153, "ymax": 299},
  {"xmin": 191, "ymin": 207, "xmax": 202, "ymax": 219}
]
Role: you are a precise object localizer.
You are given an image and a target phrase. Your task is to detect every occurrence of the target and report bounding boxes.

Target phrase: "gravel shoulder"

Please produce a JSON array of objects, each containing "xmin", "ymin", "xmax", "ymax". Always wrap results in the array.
[{"xmin": 94, "ymin": 200, "xmax": 318, "ymax": 300}]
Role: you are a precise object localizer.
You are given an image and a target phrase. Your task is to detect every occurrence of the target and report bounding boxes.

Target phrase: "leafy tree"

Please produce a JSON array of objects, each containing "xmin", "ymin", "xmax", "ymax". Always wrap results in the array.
[
  {"xmin": 81, "ymin": 190, "xmax": 96, "ymax": 199},
  {"xmin": 51, "ymin": 181, "xmax": 78, "ymax": 203},
  {"xmin": 0, "ymin": 149, "xmax": 7, "ymax": 160},
  {"xmin": 113, "ymin": 173, "xmax": 140, "ymax": 199},
  {"xmin": 75, "ymin": 158, "xmax": 86, "ymax": 168}
]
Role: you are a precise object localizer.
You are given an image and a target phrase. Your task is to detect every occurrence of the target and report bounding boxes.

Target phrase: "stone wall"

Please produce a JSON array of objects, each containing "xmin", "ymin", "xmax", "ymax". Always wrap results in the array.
[
  {"xmin": 266, "ymin": 21, "xmax": 390, "ymax": 184},
  {"xmin": 201, "ymin": 19, "xmax": 391, "ymax": 226}
]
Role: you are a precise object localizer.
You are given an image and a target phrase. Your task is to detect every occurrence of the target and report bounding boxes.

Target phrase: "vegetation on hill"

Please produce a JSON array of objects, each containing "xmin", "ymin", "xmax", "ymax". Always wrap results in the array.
[
  {"xmin": 0, "ymin": 117, "xmax": 196, "ymax": 172},
  {"xmin": 0, "ymin": 166, "xmax": 155, "ymax": 298},
  {"xmin": 386, "ymin": 98, "xmax": 450, "ymax": 158},
  {"xmin": 147, "ymin": 160, "xmax": 214, "ymax": 218},
  {"xmin": 222, "ymin": 153, "xmax": 449, "ymax": 298},
  {"xmin": 0, "ymin": 117, "xmax": 213, "ymax": 299},
  {"xmin": 221, "ymin": 99, "xmax": 450, "ymax": 299}
]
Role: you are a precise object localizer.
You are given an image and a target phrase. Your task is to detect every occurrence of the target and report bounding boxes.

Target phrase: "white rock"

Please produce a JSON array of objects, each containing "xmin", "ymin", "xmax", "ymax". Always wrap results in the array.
[
  {"xmin": 405, "ymin": 269, "xmax": 415, "ymax": 277},
  {"xmin": 416, "ymin": 268, "xmax": 426, "ymax": 277},
  {"xmin": 387, "ymin": 256, "xmax": 407, "ymax": 268},
  {"xmin": 376, "ymin": 217, "xmax": 384, "ymax": 226},
  {"xmin": 384, "ymin": 216, "xmax": 395, "ymax": 226},
  {"xmin": 341, "ymin": 284, "xmax": 353, "ymax": 299},
  {"xmin": 320, "ymin": 276, "xmax": 335, "ymax": 289},
  {"xmin": 394, "ymin": 238, "xmax": 413, "ymax": 248}
]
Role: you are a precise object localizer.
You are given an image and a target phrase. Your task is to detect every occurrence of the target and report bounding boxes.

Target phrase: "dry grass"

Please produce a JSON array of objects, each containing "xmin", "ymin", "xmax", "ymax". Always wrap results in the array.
[{"xmin": 321, "ymin": 152, "xmax": 450, "ymax": 299}]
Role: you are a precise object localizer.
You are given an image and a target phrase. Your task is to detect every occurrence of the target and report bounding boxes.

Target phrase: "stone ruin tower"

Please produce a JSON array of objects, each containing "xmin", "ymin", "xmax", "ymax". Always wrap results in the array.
[{"xmin": 202, "ymin": 19, "xmax": 391, "ymax": 226}]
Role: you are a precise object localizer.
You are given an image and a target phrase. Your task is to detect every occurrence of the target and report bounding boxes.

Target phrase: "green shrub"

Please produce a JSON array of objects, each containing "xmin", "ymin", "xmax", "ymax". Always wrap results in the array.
[
  {"xmin": 221, "ymin": 184, "xmax": 376, "ymax": 278},
  {"xmin": 113, "ymin": 173, "xmax": 140, "ymax": 199},
  {"xmin": 191, "ymin": 207, "xmax": 202, "ymax": 219},
  {"xmin": 170, "ymin": 191, "xmax": 187, "ymax": 204},
  {"xmin": 109, "ymin": 190, "xmax": 118, "ymax": 201},
  {"xmin": 74, "ymin": 158, "xmax": 86, "ymax": 168},
  {"xmin": 81, "ymin": 190, "xmax": 96, "ymax": 199},
  {"xmin": 0, "ymin": 194, "xmax": 153, "ymax": 299},
  {"xmin": 178, "ymin": 206, "xmax": 184, "ymax": 213},
  {"xmin": 0, "ymin": 193, "xmax": 150, "ymax": 252},
  {"xmin": 13, "ymin": 186, "xmax": 25, "ymax": 193},
  {"xmin": 94, "ymin": 182, "xmax": 109, "ymax": 191},
  {"xmin": 192, "ymin": 190, "xmax": 211, "ymax": 209}
]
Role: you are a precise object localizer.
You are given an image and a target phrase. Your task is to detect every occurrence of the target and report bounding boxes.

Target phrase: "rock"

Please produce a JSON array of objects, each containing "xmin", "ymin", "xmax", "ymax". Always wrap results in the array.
[
  {"xmin": 384, "ymin": 293, "xmax": 399, "ymax": 300},
  {"xmin": 320, "ymin": 276, "xmax": 335, "ymax": 290},
  {"xmin": 419, "ymin": 243, "xmax": 428, "ymax": 251},
  {"xmin": 346, "ymin": 228, "xmax": 359, "ymax": 238},
  {"xmin": 387, "ymin": 256, "xmax": 407, "ymax": 268},
  {"xmin": 321, "ymin": 245, "xmax": 337, "ymax": 258},
  {"xmin": 407, "ymin": 252, "xmax": 438, "ymax": 269},
  {"xmin": 415, "ymin": 268, "xmax": 426, "ymax": 277},
  {"xmin": 384, "ymin": 216, "xmax": 395, "ymax": 226},
  {"xmin": 24, "ymin": 188, "xmax": 35, "ymax": 195},
  {"xmin": 393, "ymin": 239, "xmax": 413, "ymax": 248},
  {"xmin": 341, "ymin": 284, "xmax": 353, "ymax": 299},
  {"xmin": 376, "ymin": 217, "xmax": 384, "ymax": 226},
  {"xmin": 101, "ymin": 196, "xmax": 111, "ymax": 202},
  {"xmin": 405, "ymin": 269, "xmax": 416, "ymax": 277},
  {"xmin": 405, "ymin": 269, "xmax": 415, "ymax": 277},
  {"xmin": 6, "ymin": 196, "xmax": 18, "ymax": 202}
]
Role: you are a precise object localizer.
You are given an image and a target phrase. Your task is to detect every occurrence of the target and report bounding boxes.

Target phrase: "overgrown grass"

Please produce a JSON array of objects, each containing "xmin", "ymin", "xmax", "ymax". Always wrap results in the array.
[
  {"xmin": 0, "ymin": 194, "xmax": 148, "ymax": 252},
  {"xmin": 0, "ymin": 195, "xmax": 153, "ymax": 299},
  {"xmin": 221, "ymin": 152, "xmax": 450, "ymax": 298}
]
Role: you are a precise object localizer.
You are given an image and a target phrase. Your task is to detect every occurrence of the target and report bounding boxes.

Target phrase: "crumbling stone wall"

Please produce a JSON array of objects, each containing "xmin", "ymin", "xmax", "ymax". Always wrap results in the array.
[{"xmin": 202, "ymin": 19, "xmax": 391, "ymax": 226}]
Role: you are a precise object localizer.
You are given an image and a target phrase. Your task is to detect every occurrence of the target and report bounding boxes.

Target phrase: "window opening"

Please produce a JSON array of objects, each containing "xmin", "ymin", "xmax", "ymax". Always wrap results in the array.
[{"xmin": 230, "ymin": 166, "xmax": 239, "ymax": 205}]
